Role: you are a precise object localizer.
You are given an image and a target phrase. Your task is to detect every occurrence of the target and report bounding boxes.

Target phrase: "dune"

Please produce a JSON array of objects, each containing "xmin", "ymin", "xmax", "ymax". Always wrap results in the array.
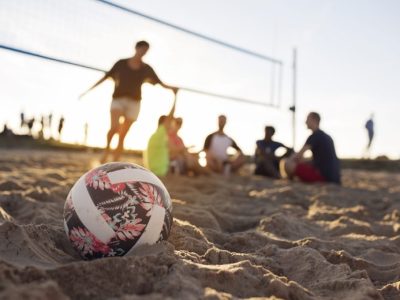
[{"xmin": 0, "ymin": 149, "xmax": 399, "ymax": 299}]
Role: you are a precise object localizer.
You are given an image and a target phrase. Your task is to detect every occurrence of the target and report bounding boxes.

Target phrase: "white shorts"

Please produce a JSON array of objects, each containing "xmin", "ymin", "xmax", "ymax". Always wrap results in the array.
[{"xmin": 110, "ymin": 97, "xmax": 141, "ymax": 121}]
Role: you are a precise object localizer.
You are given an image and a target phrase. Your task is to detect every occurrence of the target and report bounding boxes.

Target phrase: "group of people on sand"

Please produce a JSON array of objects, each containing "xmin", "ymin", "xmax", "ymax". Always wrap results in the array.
[
  {"xmin": 254, "ymin": 112, "xmax": 341, "ymax": 184},
  {"xmin": 81, "ymin": 40, "xmax": 341, "ymax": 185}
]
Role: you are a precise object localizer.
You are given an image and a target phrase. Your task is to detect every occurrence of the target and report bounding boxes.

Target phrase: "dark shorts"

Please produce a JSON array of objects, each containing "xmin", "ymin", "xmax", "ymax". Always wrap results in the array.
[{"xmin": 295, "ymin": 162, "xmax": 325, "ymax": 183}]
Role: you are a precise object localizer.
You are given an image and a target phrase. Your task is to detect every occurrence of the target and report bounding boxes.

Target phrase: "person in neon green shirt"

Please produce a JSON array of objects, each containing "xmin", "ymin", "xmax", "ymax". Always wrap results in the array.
[{"xmin": 144, "ymin": 95, "xmax": 176, "ymax": 176}]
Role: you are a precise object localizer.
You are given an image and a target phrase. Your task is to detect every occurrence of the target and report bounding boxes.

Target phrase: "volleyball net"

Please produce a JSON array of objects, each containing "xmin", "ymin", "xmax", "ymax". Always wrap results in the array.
[{"xmin": 0, "ymin": 0, "xmax": 283, "ymax": 108}]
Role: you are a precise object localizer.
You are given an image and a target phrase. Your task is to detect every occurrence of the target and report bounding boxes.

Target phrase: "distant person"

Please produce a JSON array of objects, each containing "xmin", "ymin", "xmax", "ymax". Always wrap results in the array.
[
  {"xmin": 282, "ymin": 112, "xmax": 341, "ymax": 184},
  {"xmin": 254, "ymin": 126, "xmax": 292, "ymax": 178},
  {"xmin": 168, "ymin": 117, "xmax": 207, "ymax": 175},
  {"xmin": 144, "ymin": 97, "xmax": 176, "ymax": 177},
  {"xmin": 48, "ymin": 113, "xmax": 53, "ymax": 138},
  {"xmin": 0, "ymin": 124, "xmax": 13, "ymax": 137},
  {"xmin": 39, "ymin": 115, "xmax": 45, "ymax": 139},
  {"xmin": 204, "ymin": 115, "xmax": 245, "ymax": 175},
  {"xmin": 79, "ymin": 40, "xmax": 178, "ymax": 163},
  {"xmin": 58, "ymin": 116, "xmax": 65, "ymax": 140},
  {"xmin": 20, "ymin": 111, "xmax": 25, "ymax": 129},
  {"xmin": 364, "ymin": 114, "xmax": 374, "ymax": 157},
  {"xmin": 27, "ymin": 118, "xmax": 35, "ymax": 135},
  {"xmin": 83, "ymin": 122, "xmax": 89, "ymax": 145}
]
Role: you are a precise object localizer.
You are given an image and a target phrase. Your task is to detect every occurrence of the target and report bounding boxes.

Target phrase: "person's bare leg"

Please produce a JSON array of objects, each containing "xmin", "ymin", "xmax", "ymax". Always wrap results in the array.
[
  {"xmin": 261, "ymin": 159, "xmax": 281, "ymax": 178},
  {"xmin": 101, "ymin": 109, "xmax": 121, "ymax": 163},
  {"xmin": 113, "ymin": 117, "xmax": 134, "ymax": 161},
  {"xmin": 280, "ymin": 154, "xmax": 297, "ymax": 179},
  {"xmin": 206, "ymin": 156, "xmax": 223, "ymax": 173},
  {"xmin": 186, "ymin": 153, "xmax": 210, "ymax": 175},
  {"xmin": 231, "ymin": 154, "xmax": 245, "ymax": 172}
]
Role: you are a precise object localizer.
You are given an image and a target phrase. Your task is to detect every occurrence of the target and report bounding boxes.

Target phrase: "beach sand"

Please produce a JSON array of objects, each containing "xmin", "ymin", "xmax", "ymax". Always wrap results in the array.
[{"xmin": 0, "ymin": 149, "xmax": 399, "ymax": 299}]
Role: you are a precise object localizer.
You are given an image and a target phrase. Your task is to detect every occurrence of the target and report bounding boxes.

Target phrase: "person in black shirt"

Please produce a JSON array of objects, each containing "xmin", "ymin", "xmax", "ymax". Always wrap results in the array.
[
  {"xmin": 80, "ymin": 40, "xmax": 178, "ymax": 162},
  {"xmin": 283, "ymin": 112, "xmax": 341, "ymax": 184},
  {"xmin": 254, "ymin": 126, "xmax": 292, "ymax": 178}
]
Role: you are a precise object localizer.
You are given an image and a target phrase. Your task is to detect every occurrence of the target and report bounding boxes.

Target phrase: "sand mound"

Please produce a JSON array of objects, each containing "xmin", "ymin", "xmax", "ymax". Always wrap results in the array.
[{"xmin": 0, "ymin": 150, "xmax": 399, "ymax": 299}]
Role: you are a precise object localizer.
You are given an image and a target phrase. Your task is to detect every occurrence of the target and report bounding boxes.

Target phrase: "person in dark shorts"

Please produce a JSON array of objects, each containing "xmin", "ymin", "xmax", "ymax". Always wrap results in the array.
[
  {"xmin": 203, "ymin": 115, "xmax": 245, "ymax": 175},
  {"xmin": 255, "ymin": 126, "xmax": 292, "ymax": 178},
  {"xmin": 282, "ymin": 112, "xmax": 341, "ymax": 184},
  {"xmin": 80, "ymin": 40, "xmax": 178, "ymax": 162}
]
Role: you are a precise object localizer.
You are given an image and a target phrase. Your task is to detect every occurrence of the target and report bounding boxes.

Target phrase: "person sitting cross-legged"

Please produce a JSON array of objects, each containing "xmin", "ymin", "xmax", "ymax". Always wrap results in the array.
[
  {"xmin": 255, "ymin": 126, "xmax": 292, "ymax": 179},
  {"xmin": 282, "ymin": 112, "xmax": 341, "ymax": 184},
  {"xmin": 203, "ymin": 115, "xmax": 245, "ymax": 175}
]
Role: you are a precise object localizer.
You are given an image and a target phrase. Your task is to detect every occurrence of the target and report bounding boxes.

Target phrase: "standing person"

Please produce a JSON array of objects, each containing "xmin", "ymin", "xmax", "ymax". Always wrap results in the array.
[
  {"xmin": 58, "ymin": 116, "xmax": 65, "ymax": 141},
  {"xmin": 203, "ymin": 115, "xmax": 245, "ymax": 175},
  {"xmin": 282, "ymin": 112, "xmax": 341, "ymax": 184},
  {"xmin": 27, "ymin": 118, "xmax": 34, "ymax": 136},
  {"xmin": 39, "ymin": 116, "xmax": 45, "ymax": 139},
  {"xmin": 20, "ymin": 111, "xmax": 25, "ymax": 130},
  {"xmin": 80, "ymin": 40, "xmax": 178, "ymax": 162},
  {"xmin": 255, "ymin": 126, "xmax": 292, "ymax": 178},
  {"xmin": 83, "ymin": 122, "xmax": 89, "ymax": 146},
  {"xmin": 48, "ymin": 113, "xmax": 53, "ymax": 139},
  {"xmin": 365, "ymin": 114, "xmax": 374, "ymax": 157}
]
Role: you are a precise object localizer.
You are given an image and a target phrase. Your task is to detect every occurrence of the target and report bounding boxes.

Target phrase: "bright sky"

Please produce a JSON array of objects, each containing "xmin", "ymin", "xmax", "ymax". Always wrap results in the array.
[{"xmin": 0, "ymin": 0, "xmax": 399, "ymax": 158}]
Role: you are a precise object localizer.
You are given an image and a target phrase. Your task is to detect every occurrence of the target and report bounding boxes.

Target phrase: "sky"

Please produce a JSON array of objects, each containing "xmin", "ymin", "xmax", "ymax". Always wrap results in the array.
[{"xmin": 0, "ymin": 0, "xmax": 399, "ymax": 158}]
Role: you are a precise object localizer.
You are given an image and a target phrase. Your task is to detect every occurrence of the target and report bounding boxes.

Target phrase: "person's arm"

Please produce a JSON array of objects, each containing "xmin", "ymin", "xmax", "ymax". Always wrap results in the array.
[
  {"xmin": 203, "ymin": 134, "xmax": 213, "ymax": 152},
  {"xmin": 231, "ymin": 139, "xmax": 243, "ymax": 154},
  {"xmin": 167, "ymin": 94, "xmax": 177, "ymax": 119},
  {"xmin": 294, "ymin": 144, "xmax": 311, "ymax": 161},
  {"xmin": 147, "ymin": 66, "xmax": 179, "ymax": 94},
  {"xmin": 79, "ymin": 61, "xmax": 119, "ymax": 99},
  {"xmin": 79, "ymin": 74, "xmax": 108, "ymax": 99},
  {"xmin": 160, "ymin": 83, "xmax": 179, "ymax": 94}
]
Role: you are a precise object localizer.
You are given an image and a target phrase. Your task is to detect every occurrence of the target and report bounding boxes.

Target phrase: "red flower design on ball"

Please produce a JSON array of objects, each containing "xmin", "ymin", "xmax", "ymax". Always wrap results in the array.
[
  {"xmin": 85, "ymin": 169, "xmax": 111, "ymax": 190},
  {"xmin": 69, "ymin": 227, "xmax": 110, "ymax": 256}
]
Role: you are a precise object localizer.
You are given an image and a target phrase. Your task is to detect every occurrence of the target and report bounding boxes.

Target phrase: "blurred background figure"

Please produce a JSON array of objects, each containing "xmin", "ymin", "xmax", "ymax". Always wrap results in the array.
[
  {"xmin": 20, "ymin": 111, "xmax": 26, "ymax": 131},
  {"xmin": 254, "ymin": 126, "xmax": 292, "ymax": 179},
  {"xmin": 364, "ymin": 114, "xmax": 374, "ymax": 158},
  {"xmin": 83, "ymin": 122, "xmax": 89, "ymax": 146},
  {"xmin": 38, "ymin": 115, "xmax": 45, "ymax": 139},
  {"xmin": 58, "ymin": 116, "xmax": 65, "ymax": 141},
  {"xmin": 204, "ymin": 115, "xmax": 245, "ymax": 175},
  {"xmin": 0, "ymin": 123, "xmax": 13, "ymax": 137},
  {"xmin": 144, "ymin": 96, "xmax": 176, "ymax": 177},
  {"xmin": 48, "ymin": 113, "xmax": 53, "ymax": 139},
  {"xmin": 27, "ymin": 117, "xmax": 35, "ymax": 136},
  {"xmin": 168, "ymin": 117, "xmax": 208, "ymax": 176},
  {"xmin": 79, "ymin": 40, "xmax": 178, "ymax": 163}
]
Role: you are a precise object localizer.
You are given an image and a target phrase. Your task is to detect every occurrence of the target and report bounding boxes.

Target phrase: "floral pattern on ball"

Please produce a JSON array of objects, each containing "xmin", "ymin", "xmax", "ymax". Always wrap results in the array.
[{"xmin": 64, "ymin": 162, "xmax": 173, "ymax": 260}]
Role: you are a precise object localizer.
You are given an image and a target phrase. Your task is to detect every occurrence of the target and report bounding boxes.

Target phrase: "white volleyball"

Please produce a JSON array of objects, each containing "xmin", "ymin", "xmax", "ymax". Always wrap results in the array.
[{"xmin": 63, "ymin": 162, "xmax": 172, "ymax": 260}]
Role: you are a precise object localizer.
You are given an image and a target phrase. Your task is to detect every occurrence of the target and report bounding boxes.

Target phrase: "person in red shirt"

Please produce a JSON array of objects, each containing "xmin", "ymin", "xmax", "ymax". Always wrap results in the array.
[{"xmin": 168, "ymin": 118, "xmax": 207, "ymax": 175}]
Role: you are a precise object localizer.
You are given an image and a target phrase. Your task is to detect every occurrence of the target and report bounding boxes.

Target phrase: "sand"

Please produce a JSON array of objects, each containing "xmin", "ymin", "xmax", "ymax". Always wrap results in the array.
[{"xmin": 0, "ymin": 149, "xmax": 399, "ymax": 300}]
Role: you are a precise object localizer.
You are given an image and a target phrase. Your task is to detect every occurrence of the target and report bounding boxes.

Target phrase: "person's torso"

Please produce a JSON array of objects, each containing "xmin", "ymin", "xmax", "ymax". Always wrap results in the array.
[
  {"xmin": 209, "ymin": 133, "xmax": 233, "ymax": 160},
  {"xmin": 257, "ymin": 140, "xmax": 282, "ymax": 155},
  {"xmin": 112, "ymin": 59, "xmax": 151, "ymax": 100},
  {"xmin": 146, "ymin": 125, "xmax": 169, "ymax": 175},
  {"xmin": 310, "ymin": 130, "xmax": 340, "ymax": 183}
]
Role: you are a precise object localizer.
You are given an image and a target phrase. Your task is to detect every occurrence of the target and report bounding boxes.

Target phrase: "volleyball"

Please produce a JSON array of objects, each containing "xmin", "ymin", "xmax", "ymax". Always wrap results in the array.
[{"xmin": 63, "ymin": 162, "xmax": 173, "ymax": 260}]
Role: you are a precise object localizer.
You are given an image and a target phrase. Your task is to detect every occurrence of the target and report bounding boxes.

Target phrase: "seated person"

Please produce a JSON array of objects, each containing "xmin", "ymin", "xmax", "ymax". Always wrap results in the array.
[
  {"xmin": 144, "ymin": 97, "xmax": 176, "ymax": 177},
  {"xmin": 168, "ymin": 117, "xmax": 207, "ymax": 175},
  {"xmin": 282, "ymin": 112, "xmax": 341, "ymax": 184},
  {"xmin": 255, "ymin": 126, "xmax": 292, "ymax": 178},
  {"xmin": 203, "ymin": 115, "xmax": 245, "ymax": 174}
]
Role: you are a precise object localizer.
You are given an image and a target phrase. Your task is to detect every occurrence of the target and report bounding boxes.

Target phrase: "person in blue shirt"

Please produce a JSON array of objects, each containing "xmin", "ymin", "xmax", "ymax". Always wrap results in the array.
[
  {"xmin": 283, "ymin": 112, "xmax": 341, "ymax": 184},
  {"xmin": 365, "ymin": 114, "xmax": 374, "ymax": 157},
  {"xmin": 254, "ymin": 126, "xmax": 292, "ymax": 178}
]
